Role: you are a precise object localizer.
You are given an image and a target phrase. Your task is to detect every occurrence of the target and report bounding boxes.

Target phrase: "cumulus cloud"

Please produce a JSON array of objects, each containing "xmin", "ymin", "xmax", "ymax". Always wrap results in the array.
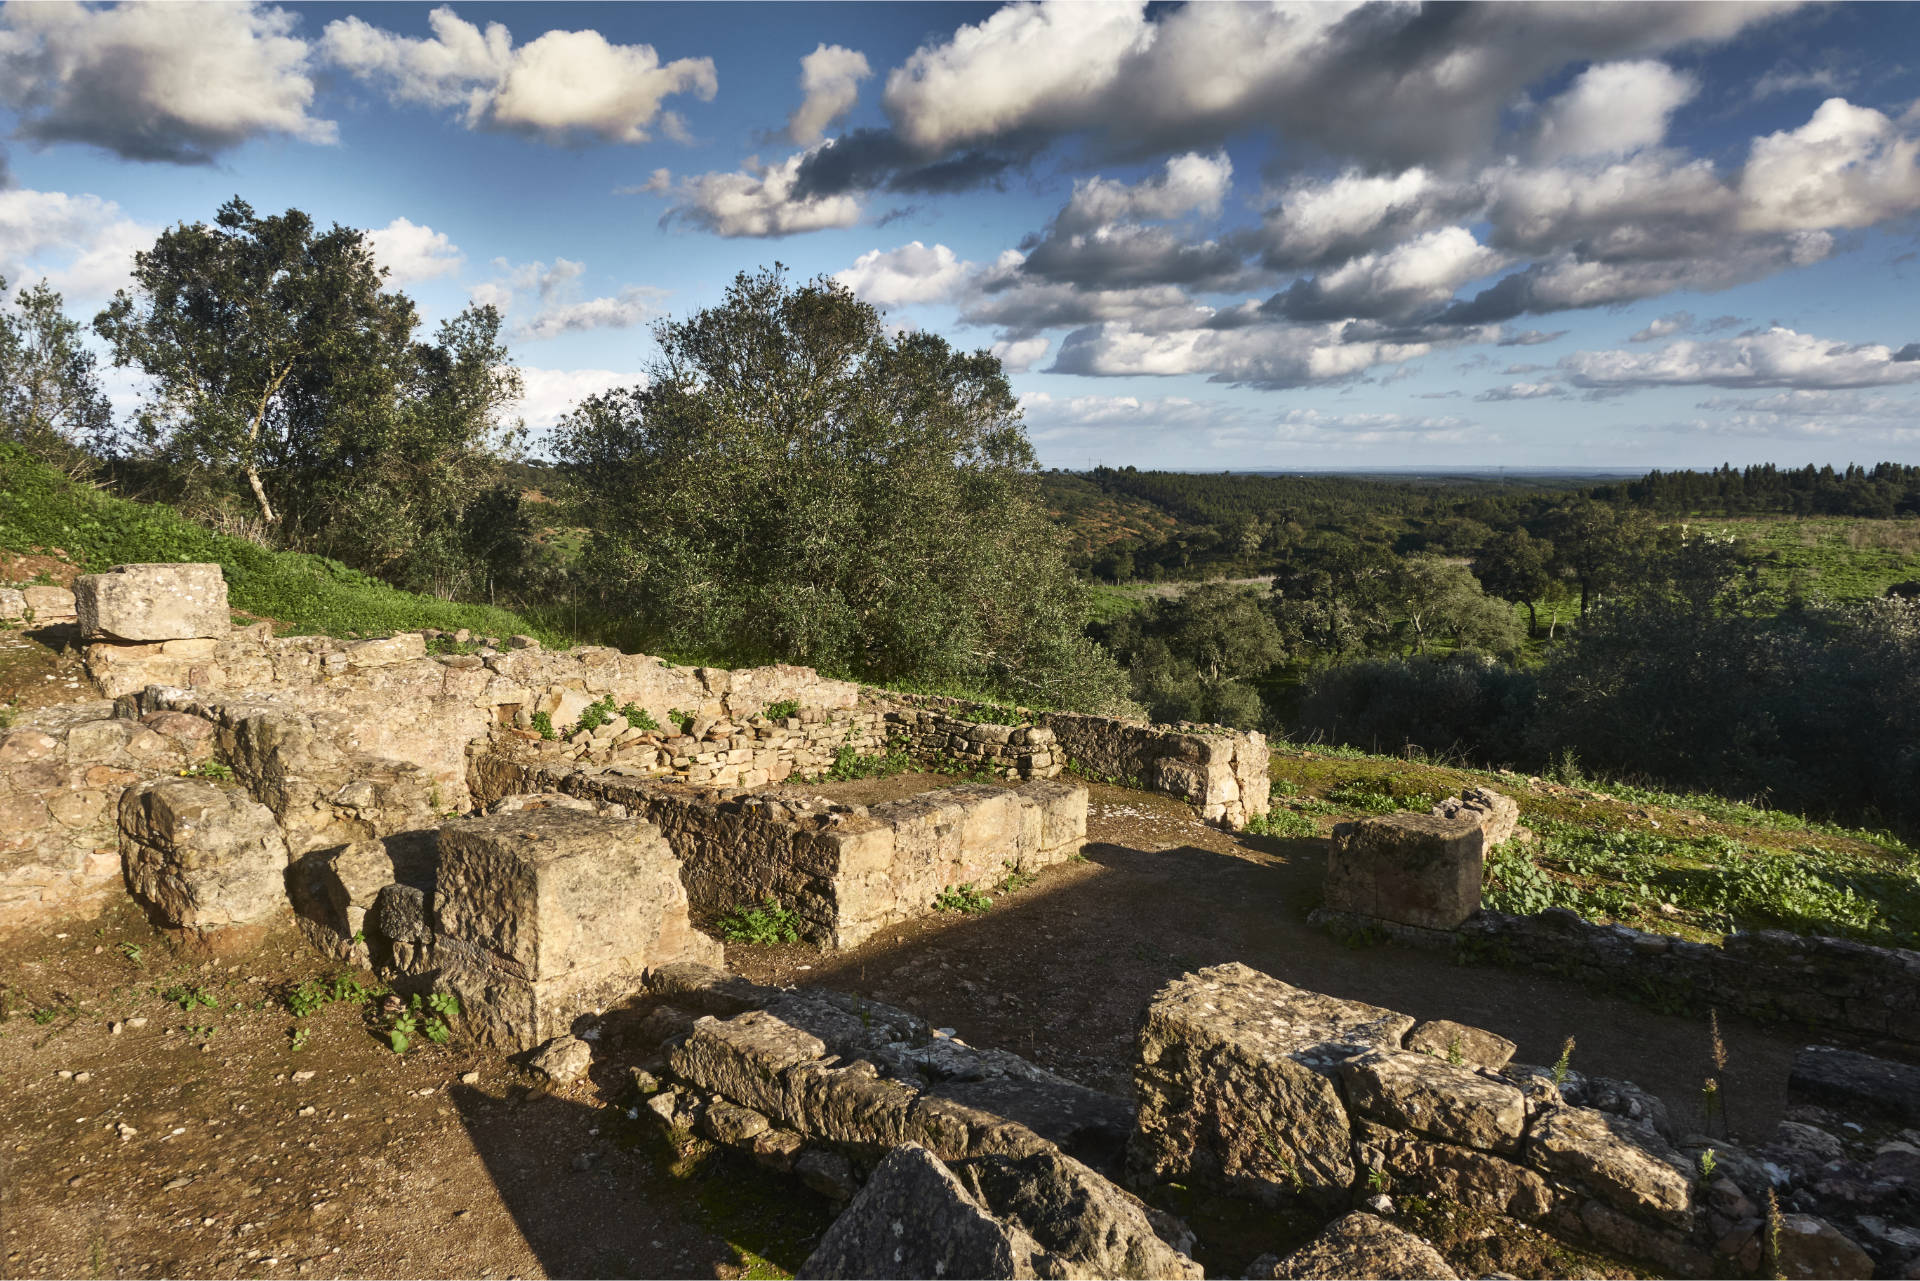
[
  {"xmin": 0, "ymin": 187, "xmax": 155, "ymax": 300},
  {"xmin": 472, "ymin": 256, "xmax": 664, "ymax": 342},
  {"xmin": 1531, "ymin": 61, "xmax": 1696, "ymax": 161},
  {"xmin": 1050, "ymin": 319, "xmax": 1430, "ymax": 390},
  {"xmin": 512, "ymin": 366, "xmax": 645, "ymax": 432},
  {"xmin": 323, "ymin": 6, "xmax": 716, "ymax": 144},
  {"xmin": 1054, "ymin": 151, "xmax": 1232, "ymax": 235},
  {"xmin": 991, "ymin": 335, "xmax": 1050, "ymax": 372},
  {"xmin": 786, "ymin": 43, "xmax": 871, "ymax": 144},
  {"xmin": 515, "ymin": 287, "xmax": 663, "ymax": 342},
  {"xmin": 660, "ymin": 150, "xmax": 864, "ymax": 237},
  {"xmin": 1265, "ymin": 226, "xmax": 1506, "ymax": 322},
  {"xmin": 1630, "ymin": 311, "xmax": 1694, "ymax": 342},
  {"xmin": 1476, "ymin": 380, "xmax": 1567, "ymax": 402},
  {"xmin": 1737, "ymin": 98, "xmax": 1920, "ymax": 233},
  {"xmin": 0, "ymin": 0, "xmax": 334, "ymax": 164},
  {"xmin": 1562, "ymin": 326, "xmax": 1920, "ymax": 390},
  {"xmin": 1270, "ymin": 408, "xmax": 1489, "ymax": 447},
  {"xmin": 365, "ymin": 217, "xmax": 463, "ymax": 285},
  {"xmin": 872, "ymin": 1, "xmax": 1786, "ymax": 181},
  {"xmin": 1251, "ymin": 167, "xmax": 1476, "ymax": 270},
  {"xmin": 1009, "ymin": 152, "xmax": 1245, "ymax": 291},
  {"xmin": 833, "ymin": 241, "xmax": 971, "ymax": 306}
]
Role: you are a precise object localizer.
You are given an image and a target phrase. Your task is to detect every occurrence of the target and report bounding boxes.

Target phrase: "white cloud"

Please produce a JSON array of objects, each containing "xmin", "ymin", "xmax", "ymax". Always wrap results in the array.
[
  {"xmin": 991, "ymin": 336, "xmax": 1050, "ymax": 372},
  {"xmin": 1562, "ymin": 326, "xmax": 1920, "ymax": 391},
  {"xmin": 512, "ymin": 366, "xmax": 645, "ymax": 432},
  {"xmin": 365, "ymin": 217, "xmax": 463, "ymax": 285},
  {"xmin": 1630, "ymin": 311, "xmax": 1694, "ymax": 342},
  {"xmin": 472, "ymin": 256, "xmax": 663, "ymax": 341},
  {"xmin": 1737, "ymin": 98, "xmax": 1920, "ymax": 233},
  {"xmin": 323, "ymin": 6, "xmax": 717, "ymax": 144},
  {"xmin": 1273, "ymin": 226, "xmax": 1507, "ymax": 321},
  {"xmin": 1531, "ymin": 61, "xmax": 1697, "ymax": 161},
  {"xmin": 1056, "ymin": 151, "xmax": 1233, "ymax": 234},
  {"xmin": 833, "ymin": 241, "xmax": 971, "ymax": 306},
  {"xmin": 0, "ymin": 188, "xmax": 154, "ymax": 301},
  {"xmin": 1475, "ymin": 381, "xmax": 1566, "ymax": 402},
  {"xmin": 1270, "ymin": 408, "xmax": 1488, "ymax": 447},
  {"xmin": 662, "ymin": 150, "xmax": 865, "ymax": 237},
  {"xmin": 1051, "ymin": 320, "xmax": 1431, "ymax": 389},
  {"xmin": 1255, "ymin": 167, "xmax": 1468, "ymax": 269},
  {"xmin": 786, "ymin": 43, "xmax": 871, "ymax": 145},
  {"xmin": 0, "ymin": 0, "xmax": 334, "ymax": 164},
  {"xmin": 515, "ymin": 287, "xmax": 663, "ymax": 342}
]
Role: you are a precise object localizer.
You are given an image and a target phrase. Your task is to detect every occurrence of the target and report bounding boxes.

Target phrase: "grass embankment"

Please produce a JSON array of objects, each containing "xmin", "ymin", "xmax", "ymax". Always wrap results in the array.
[
  {"xmin": 1254, "ymin": 741, "xmax": 1920, "ymax": 948},
  {"xmin": 0, "ymin": 444, "xmax": 568, "ymax": 645}
]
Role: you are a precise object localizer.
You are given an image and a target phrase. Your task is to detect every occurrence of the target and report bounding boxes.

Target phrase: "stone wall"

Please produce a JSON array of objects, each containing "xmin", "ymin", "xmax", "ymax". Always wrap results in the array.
[
  {"xmin": 874, "ymin": 690, "xmax": 1269, "ymax": 827},
  {"xmin": 1132, "ymin": 963, "xmax": 1725, "ymax": 1276},
  {"xmin": 0, "ymin": 702, "xmax": 211, "ymax": 927},
  {"xmin": 470, "ymin": 748, "xmax": 1087, "ymax": 948},
  {"xmin": 1456, "ymin": 909, "xmax": 1920, "ymax": 1051}
]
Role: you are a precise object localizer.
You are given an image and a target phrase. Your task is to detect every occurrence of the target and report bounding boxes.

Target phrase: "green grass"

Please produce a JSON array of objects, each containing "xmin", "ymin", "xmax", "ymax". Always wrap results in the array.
[
  {"xmin": 1700, "ymin": 516, "xmax": 1920, "ymax": 601},
  {"xmin": 0, "ymin": 443, "xmax": 570, "ymax": 644}
]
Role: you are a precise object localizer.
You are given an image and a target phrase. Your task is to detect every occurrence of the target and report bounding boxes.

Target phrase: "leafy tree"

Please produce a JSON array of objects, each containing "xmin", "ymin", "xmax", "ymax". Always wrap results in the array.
[
  {"xmin": 1098, "ymin": 582, "xmax": 1285, "ymax": 727},
  {"xmin": 1547, "ymin": 499, "xmax": 1652, "ymax": 617},
  {"xmin": 0, "ymin": 278, "xmax": 113, "ymax": 476},
  {"xmin": 95, "ymin": 198, "xmax": 524, "ymax": 596},
  {"xmin": 1472, "ymin": 527, "xmax": 1557, "ymax": 637},
  {"xmin": 554, "ymin": 266, "xmax": 1132, "ymax": 712},
  {"xmin": 1394, "ymin": 554, "xmax": 1524, "ymax": 658},
  {"xmin": 1270, "ymin": 535, "xmax": 1402, "ymax": 661}
]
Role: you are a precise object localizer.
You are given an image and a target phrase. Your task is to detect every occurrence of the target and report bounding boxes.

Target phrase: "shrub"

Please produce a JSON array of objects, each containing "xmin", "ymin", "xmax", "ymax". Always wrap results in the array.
[
  {"xmin": 716, "ymin": 897, "xmax": 802, "ymax": 944},
  {"xmin": 1294, "ymin": 650, "xmax": 1538, "ymax": 764}
]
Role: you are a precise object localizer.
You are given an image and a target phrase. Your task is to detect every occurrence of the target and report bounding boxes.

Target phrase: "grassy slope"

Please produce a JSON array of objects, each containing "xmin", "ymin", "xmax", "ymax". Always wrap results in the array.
[
  {"xmin": 1254, "ymin": 741, "xmax": 1919, "ymax": 948},
  {"xmin": 0, "ymin": 445, "xmax": 569, "ymax": 645}
]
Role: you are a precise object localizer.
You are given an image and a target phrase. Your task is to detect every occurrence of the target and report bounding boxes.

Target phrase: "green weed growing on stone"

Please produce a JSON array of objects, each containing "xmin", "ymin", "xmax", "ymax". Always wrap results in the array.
[
  {"xmin": 387, "ymin": 991, "xmax": 458, "ymax": 1054},
  {"xmin": 933, "ymin": 883, "xmax": 992, "ymax": 914},
  {"xmin": 1242, "ymin": 809, "xmax": 1318, "ymax": 839},
  {"xmin": 573, "ymin": 696, "xmax": 619, "ymax": 734},
  {"xmin": 1550, "ymin": 1036, "xmax": 1576, "ymax": 1087},
  {"xmin": 761, "ymin": 699, "xmax": 800, "ymax": 721},
  {"xmin": 1697, "ymin": 1148, "xmax": 1717, "ymax": 1187},
  {"xmin": 530, "ymin": 711, "xmax": 556, "ymax": 740},
  {"xmin": 717, "ymin": 897, "xmax": 802, "ymax": 945},
  {"xmin": 996, "ymin": 860, "xmax": 1039, "ymax": 894},
  {"xmin": 176, "ymin": 760, "xmax": 235, "ymax": 781},
  {"xmin": 667, "ymin": 708, "xmax": 694, "ymax": 734},
  {"xmin": 620, "ymin": 702, "xmax": 659, "ymax": 731}
]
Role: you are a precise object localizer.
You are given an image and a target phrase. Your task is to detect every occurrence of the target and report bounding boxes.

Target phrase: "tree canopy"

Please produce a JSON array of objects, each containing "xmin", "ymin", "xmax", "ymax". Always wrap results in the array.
[{"xmin": 554, "ymin": 266, "xmax": 1132, "ymax": 711}]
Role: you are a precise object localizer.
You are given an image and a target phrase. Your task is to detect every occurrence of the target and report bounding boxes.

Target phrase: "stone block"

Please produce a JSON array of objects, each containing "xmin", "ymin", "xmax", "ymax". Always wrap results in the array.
[
  {"xmin": 1326, "ymin": 812, "xmax": 1484, "ymax": 929},
  {"xmin": 0, "ymin": 587, "xmax": 25, "ymax": 622},
  {"xmin": 1250, "ymin": 1212, "xmax": 1456, "ymax": 1280},
  {"xmin": 1526, "ymin": 1105, "xmax": 1694, "ymax": 1229},
  {"xmin": 1404, "ymin": 1018, "xmax": 1516, "ymax": 1070},
  {"xmin": 23, "ymin": 584, "xmax": 76, "ymax": 621},
  {"xmin": 75, "ymin": 563, "xmax": 229, "ymax": 642},
  {"xmin": 1339, "ymin": 1049, "xmax": 1526, "ymax": 1153},
  {"xmin": 1431, "ymin": 785, "xmax": 1521, "ymax": 848},
  {"xmin": 430, "ymin": 808, "xmax": 720, "ymax": 1049},
  {"xmin": 1358, "ymin": 1123, "xmax": 1554, "ymax": 1219},
  {"xmin": 799, "ymin": 1143, "xmax": 1043, "ymax": 1280},
  {"xmin": 118, "ymin": 777, "xmax": 289, "ymax": 934},
  {"xmin": 1133, "ymin": 964, "xmax": 1412, "ymax": 1207}
]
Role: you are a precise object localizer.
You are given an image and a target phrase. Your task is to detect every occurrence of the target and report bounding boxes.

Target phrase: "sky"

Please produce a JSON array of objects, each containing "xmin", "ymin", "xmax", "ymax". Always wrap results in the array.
[{"xmin": 2, "ymin": 0, "xmax": 1919, "ymax": 472}]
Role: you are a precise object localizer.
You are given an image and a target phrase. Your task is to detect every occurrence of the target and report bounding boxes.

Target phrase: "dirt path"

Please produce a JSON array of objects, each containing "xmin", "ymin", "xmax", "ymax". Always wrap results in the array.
[{"xmin": 2, "ymin": 781, "xmax": 1840, "ymax": 1280}]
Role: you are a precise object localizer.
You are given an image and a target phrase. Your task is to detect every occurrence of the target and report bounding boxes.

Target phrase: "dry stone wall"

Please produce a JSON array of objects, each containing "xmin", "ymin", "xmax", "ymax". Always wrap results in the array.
[{"xmin": 470, "ymin": 748, "xmax": 1087, "ymax": 948}]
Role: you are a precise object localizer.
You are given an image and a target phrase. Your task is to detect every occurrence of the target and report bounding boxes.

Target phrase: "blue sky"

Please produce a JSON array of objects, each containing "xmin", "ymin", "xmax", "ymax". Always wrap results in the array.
[{"xmin": 3, "ymin": 1, "xmax": 1920, "ymax": 471}]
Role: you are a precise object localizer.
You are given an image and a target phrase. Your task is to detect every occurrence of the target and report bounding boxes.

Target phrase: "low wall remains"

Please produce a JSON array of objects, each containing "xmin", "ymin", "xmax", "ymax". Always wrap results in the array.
[{"xmin": 470, "ymin": 748, "xmax": 1087, "ymax": 949}]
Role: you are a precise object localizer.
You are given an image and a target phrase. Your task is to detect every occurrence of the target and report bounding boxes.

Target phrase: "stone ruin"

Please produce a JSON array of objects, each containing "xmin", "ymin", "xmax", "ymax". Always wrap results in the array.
[{"xmin": 7, "ymin": 562, "xmax": 1920, "ymax": 1279}]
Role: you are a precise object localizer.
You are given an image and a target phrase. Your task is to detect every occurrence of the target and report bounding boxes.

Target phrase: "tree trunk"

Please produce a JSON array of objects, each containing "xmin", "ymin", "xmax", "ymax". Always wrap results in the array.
[
  {"xmin": 245, "ymin": 466, "xmax": 277, "ymax": 527},
  {"xmin": 1525, "ymin": 599, "xmax": 1539, "ymax": 638}
]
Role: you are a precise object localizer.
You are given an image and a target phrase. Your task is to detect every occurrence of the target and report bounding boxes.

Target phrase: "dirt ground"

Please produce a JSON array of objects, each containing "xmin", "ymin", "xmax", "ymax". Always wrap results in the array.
[{"xmin": 3, "ymin": 769, "xmax": 1855, "ymax": 1280}]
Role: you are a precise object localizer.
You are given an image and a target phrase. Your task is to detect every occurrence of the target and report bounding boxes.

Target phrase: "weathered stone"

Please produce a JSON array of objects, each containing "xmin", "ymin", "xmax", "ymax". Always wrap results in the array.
[
  {"xmin": 1358, "ymin": 1123, "xmax": 1554, "ymax": 1219},
  {"xmin": 645, "ymin": 961, "xmax": 780, "ymax": 1014},
  {"xmin": 1133, "ymin": 964, "xmax": 1410, "ymax": 1207},
  {"xmin": 703, "ymin": 1100, "xmax": 771, "ymax": 1146},
  {"xmin": 1774, "ymin": 1213, "xmax": 1876, "ymax": 1280},
  {"xmin": 75, "ymin": 563, "xmax": 229, "ymax": 642},
  {"xmin": 1250, "ymin": 1212, "xmax": 1457, "ymax": 1280},
  {"xmin": 1404, "ymin": 1018, "xmax": 1516, "ymax": 1070},
  {"xmin": 950, "ymin": 1147, "xmax": 1202, "ymax": 1279},
  {"xmin": 798, "ymin": 1144, "xmax": 1043, "ymax": 1279},
  {"xmin": 1586, "ymin": 1075, "xmax": 1676, "ymax": 1142},
  {"xmin": 118, "ymin": 777, "xmax": 288, "ymax": 934},
  {"xmin": 529, "ymin": 1034, "xmax": 593, "ymax": 1085},
  {"xmin": 797, "ymin": 1148, "xmax": 860, "ymax": 1200},
  {"xmin": 752, "ymin": 1127, "xmax": 806, "ymax": 1173},
  {"xmin": 23, "ymin": 584, "xmax": 76, "ymax": 621},
  {"xmin": 1527, "ymin": 1105, "xmax": 1694, "ymax": 1229},
  {"xmin": 0, "ymin": 586, "xmax": 24, "ymax": 621},
  {"xmin": 1340, "ymin": 1049, "xmax": 1526, "ymax": 1153},
  {"xmin": 1762, "ymin": 1119, "xmax": 1849, "ymax": 1175},
  {"xmin": 1326, "ymin": 812, "xmax": 1484, "ymax": 929},
  {"xmin": 1789, "ymin": 1045, "xmax": 1920, "ymax": 1126},
  {"xmin": 430, "ymin": 809, "xmax": 720, "ymax": 1049},
  {"xmin": 1431, "ymin": 785, "xmax": 1521, "ymax": 848},
  {"xmin": 1570, "ymin": 1199, "xmax": 1712, "ymax": 1277}
]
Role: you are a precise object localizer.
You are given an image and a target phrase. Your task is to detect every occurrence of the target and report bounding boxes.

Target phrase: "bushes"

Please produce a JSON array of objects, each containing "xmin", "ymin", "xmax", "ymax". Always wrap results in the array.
[{"xmin": 1293, "ymin": 650, "xmax": 1538, "ymax": 762}]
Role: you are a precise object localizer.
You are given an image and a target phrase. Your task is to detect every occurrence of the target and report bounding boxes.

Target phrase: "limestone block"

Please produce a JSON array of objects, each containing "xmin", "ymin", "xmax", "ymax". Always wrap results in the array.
[
  {"xmin": 342, "ymin": 633, "xmax": 425, "ymax": 667},
  {"xmin": 0, "ymin": 587, "xmax": 24, "ymax": 622},
  {"xmin": 1250, "ymin": 1213, "xmax": 1457, "ymax": 1280},
  {"xmin": 1133, "ymin": 964, "xmax": 1413, "ymax": 1207},
  {"xmin": 1431, "ymin": 785, "xmax": 1521, "ymax": 848},
  {"xmin": 1404, "ymin": 1018, "xmax": 1516, "ymax": 1070},
  {"xmin": 1358, "ymin": 1123, "xmax": 1554, "ymax": 1220},
  {"xmin": 1773, "ymin": 1214, "xmax": 1875, "ymax": 1280},
  {"xmin": 799, "ymin": 1143, "xmax": 1045, "ymax": 1280},
  {"xmin": 1340, "ymin": 1049, "xmax": 1526, "ymax": 1153},
  {"xmin": 949, "ymin": 1147, "xmax": 1203, "ymax": 1279},
  {"xmin": 23, "ymin": 584, "xmax": 76, "ymax": 621},
  {"xmin": 1015, "ymin": 779, "xmax": 1087, "ymax": 858},
  {"xmin": 118, "ymin": 777, "xmax": 289, "ymax": 933},
  {"xmin": 1526, "ymin": 1105, "xmax": 1694, "ymax": 1229},
  {"xmin": 75, "ymin": 563, "xmax": 229, "ymax": 642},
  {"xmin": 431, "ymin": 809, "xmax": 721, "ymax": 1049},
  {"xmin": 1326, "ymin": 812, "xmax": 1485, "ymax": 930}
]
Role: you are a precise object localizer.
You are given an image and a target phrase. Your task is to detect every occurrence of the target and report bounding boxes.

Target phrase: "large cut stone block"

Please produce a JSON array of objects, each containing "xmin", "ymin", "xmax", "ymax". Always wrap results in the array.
[
  {"xmin": 1250, "ymin": 1212, "xmax": 1457, "ymax": 1281},
  {"xmin": 431, "ymin": 808, "xmax": 720, "ymax": 1048},
  {"xmin": 799, "ymin": 1144, "xmax": 1044, "ymax": 1280},
  {"xmin": 1326, "ymin": 812, "xmax": 1484, "ymax": 929},
  {"xmin": 75, "ymin": 563, "xmax": 230, "ymax": 643},
  {"xmin": 1526, "ymin": 1105, "xmax": 1694, "ymax": 1229},
  {"xmin": 1339, "ymin": 1049, "xmax": 1526, "ymax": 1154},
  {"xmin": 119, "ymin": 777, "xmax": 288, "ymax": 935},
  {"xmin": 1132, "ymin": 963, "xmax": 1412, "ymax": 1208}
]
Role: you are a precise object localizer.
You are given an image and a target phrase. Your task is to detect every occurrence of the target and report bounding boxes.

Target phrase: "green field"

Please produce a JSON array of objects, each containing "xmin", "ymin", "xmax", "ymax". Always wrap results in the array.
[{"xmin": 1700, "ymin": 516, "xmax": 1920, "ymax": 600}]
